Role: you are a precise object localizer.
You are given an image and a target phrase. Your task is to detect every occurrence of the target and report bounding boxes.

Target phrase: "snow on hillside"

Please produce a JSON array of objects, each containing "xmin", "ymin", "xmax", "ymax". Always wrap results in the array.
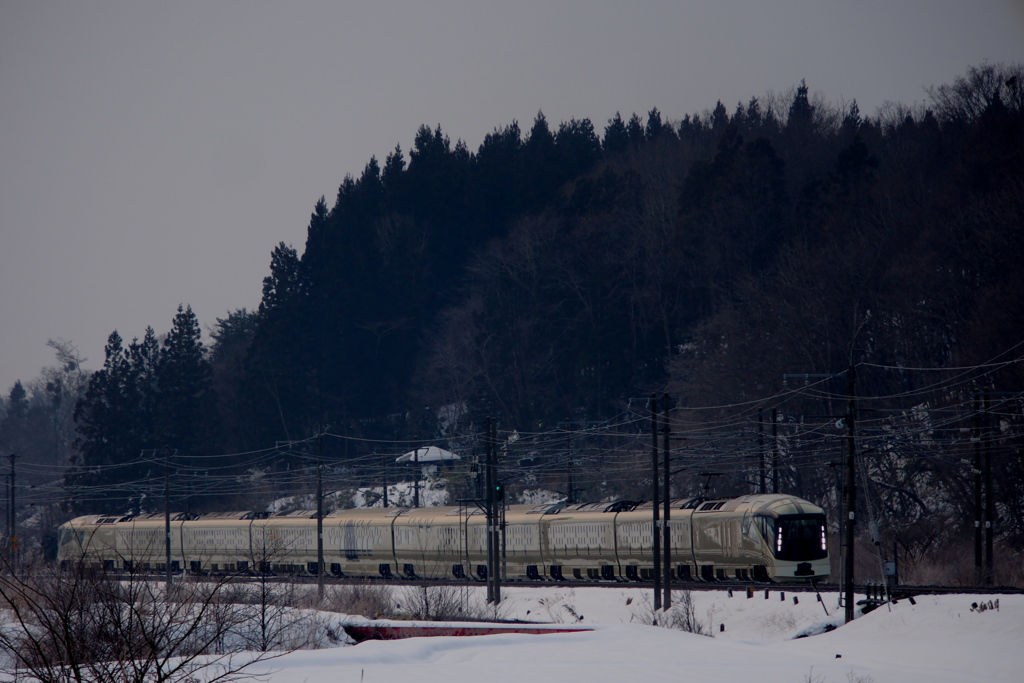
[
  {"xmin": 352, "ymin": 479, "xmax": 451, "ymax": 508},
  {"xmin": 246, "ymin": 587, "xmax": 1023, "ymax": 683}
]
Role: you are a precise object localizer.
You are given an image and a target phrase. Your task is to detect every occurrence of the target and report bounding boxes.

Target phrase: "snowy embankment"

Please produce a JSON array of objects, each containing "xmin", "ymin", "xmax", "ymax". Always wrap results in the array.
[{"xmin": 247, "ymin": 587, "xmax": 1023, "ymax": 683}]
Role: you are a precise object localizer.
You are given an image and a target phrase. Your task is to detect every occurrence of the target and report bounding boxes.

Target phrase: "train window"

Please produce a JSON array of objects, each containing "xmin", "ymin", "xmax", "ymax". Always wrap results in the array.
[{"xmin": 741, "ymin": 511, "xmax": 753, "ymax": 537}]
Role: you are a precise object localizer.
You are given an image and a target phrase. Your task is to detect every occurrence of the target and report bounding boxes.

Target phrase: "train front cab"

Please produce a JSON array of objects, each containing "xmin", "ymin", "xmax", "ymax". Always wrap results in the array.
[
  {"xmin": 767, "ymin": 512, "xmax": 829, "ymax": 581},
  {"xmin": 57, "ymin": 515, "xmax": 113, "ymax": 569}
]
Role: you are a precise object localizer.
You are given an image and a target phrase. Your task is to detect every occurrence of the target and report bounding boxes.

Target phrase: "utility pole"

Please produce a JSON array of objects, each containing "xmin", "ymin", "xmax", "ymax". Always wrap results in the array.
[
  {"xmin": 983, "ymin": 392, "xmax": 994, "ymax": 585},
  {"xmin": 484, "ymin": 417, "xmax": 501, "ymax": 604},
  {"xmin": 771, "ymin": 408, "xmax": 779, "ymax": 494},
  {"xmin": 5, "ymin": 469, "xmax": 9, "ymax": 557},
  {"xmin": 662, "ymin": 393, "xmax": 672, "ymax": 610},
  {"xmin": 7, "ymin": 454, "xmax": 15, "ymax": 564},
  {"xmin": 493, "ymin": 418, "xmax": 502, "ymax": 602},
  {"xmin": 4, "ymin": 470, "xmax": 9, "ymax": 560},
  {"xmin": 164, "ymin": 447, "xmax": 172, "ymax": 589},
  {"xmin": 973, "ymin": 392, "xmax": 983, "ymax": 584},
  {"xmin": 758, "ymin": 410, "xmax": 766, "ymax": 494},
  {"xmin": 381, "ymin": 452, "xmax": 389, "ymax": 508},
  {"xmin": 844, "ymin": 365, "xmax": 857, "ymax": 624},
  {"xmin": 650, "ymin": 395, "xmax": 661, "ymax": 614},
  {"xmin": 413, "ymin": 447, "xmax": 420, "ymax": 508},
  {"xmin": 484, "ymin": 419, "xmax": 493, "ymax": 603},
  {"xmin": 316, "ymin": 426, "xmax": 325, "ymax": 600},
  {"xmin": 565, "ymin": 427, "xmax": 574, "ymax": 504},
  {"xmin": 485, "ymin": 418, "xmax": 503, "ymax": 604}
]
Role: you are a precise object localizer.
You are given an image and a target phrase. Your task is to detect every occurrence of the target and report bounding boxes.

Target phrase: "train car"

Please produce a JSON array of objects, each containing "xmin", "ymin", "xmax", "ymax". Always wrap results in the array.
[
  {"xmin": 181, "ymin": 511, "xmax": 263, "ymax": 574},
  {"xmin": 56, "ymin": 493, "xmax": 829, "ymax": 583},
  {"xmin": 327, "ymin": 506, "xmax": 394, "ymax": 577},
  {"xmin": 536, "ymin": 502, "xmax": 620, "ymax": 581}
]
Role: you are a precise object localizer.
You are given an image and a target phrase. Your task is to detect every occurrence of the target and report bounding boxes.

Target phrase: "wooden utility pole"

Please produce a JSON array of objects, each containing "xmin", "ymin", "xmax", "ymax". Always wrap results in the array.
[
  {"xmin": 485, "ymin": 419, "xmax": 493, "ymax": 603},
  {"xmin": 662, "ymin": 393, "xmax": 672, "ymax": 610},
  {"xmin": 484, "ymin": 417, "xmax": 501, "ymax": 604},
  {"xmin": 316, "ymin": 426, "xmax": 325, "ymax": 600},
  {"xmin": 844, "ymin": 365, "xmax": 857, "ymax": 624},
  {"xmin": 489, "ymin": 417, "xmax": 501, "ymax": 602},
  {"xmin": 565, "ymin": 427, "xmax": 574, "ymax": 504},
  {"xmin": 164, "ymin": 447, "xmax": 172, "ymax": 589},
  {"xmin": 493, "ymin": 418, "xmax": 502, "ymax": 602},
  {"xmin": 973, "ymin": 392, "xmax": 983, "ymax": 584},
  {"xmin": 650, "ymin": 395, "xmax": 661, "ymax": 613},
  {"xmin": 771, "ymin": 408, "xmax": 779, "ymax": 494},
  {"xmin": 758, "ymin": 410, "xmax": 766, "ymax": 494},
  {"xmin": 7, "ymin": 454, "xmax": 15, "ymax": 564},
  {"xmin": 413, "ymin": 447, "xmax": 420, "ymax": 508},
  {"xmin": 983, "ymin": 392, "xmax": 994, "ymax": 585}
]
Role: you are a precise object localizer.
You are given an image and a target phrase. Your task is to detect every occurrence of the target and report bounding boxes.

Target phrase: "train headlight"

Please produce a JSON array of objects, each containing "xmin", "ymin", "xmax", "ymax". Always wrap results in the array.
[
  {"xmin": 821, "ymin": 526, "xmax": 827, "ymax": 552},
  {"xmin": 776, "ymin": 526, "xmax": 782, "ymax": 554}
]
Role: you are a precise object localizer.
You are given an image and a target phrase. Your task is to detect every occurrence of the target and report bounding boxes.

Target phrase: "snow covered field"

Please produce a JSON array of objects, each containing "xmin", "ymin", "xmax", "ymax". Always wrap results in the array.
[{"xmin": 247, "ymin": 586, "xmax": 1024, "ymax": 683}]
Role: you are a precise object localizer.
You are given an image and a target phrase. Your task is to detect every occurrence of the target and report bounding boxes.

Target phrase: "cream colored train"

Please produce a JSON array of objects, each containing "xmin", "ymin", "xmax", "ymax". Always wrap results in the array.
[{"xmin": 57, "ymin": 493, "xmax": 830, "ymax": 583}]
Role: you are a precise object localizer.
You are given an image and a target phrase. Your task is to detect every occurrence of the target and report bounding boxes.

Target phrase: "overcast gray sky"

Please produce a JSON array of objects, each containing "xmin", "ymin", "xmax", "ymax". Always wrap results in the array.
[{"xmin": 1, "ymin": 0, "xmax": 1022, "ymax": 394}]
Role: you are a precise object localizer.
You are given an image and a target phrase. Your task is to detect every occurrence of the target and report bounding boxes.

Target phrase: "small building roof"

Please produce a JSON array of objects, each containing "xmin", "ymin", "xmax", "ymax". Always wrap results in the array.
[{"xmin": 396, "ymin": 446, "xmax": 461, "ymax": 463}]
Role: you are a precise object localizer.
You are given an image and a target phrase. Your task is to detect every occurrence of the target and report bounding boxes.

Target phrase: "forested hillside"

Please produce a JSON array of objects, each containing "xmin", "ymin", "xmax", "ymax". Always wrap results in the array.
[
  {"xmin": 228, "ymin": 63, "xmax": 1024, "ymax": 443},
  {"xmin": 2, "ymin": 64, "xmax": 1023, "ymax": 578}
]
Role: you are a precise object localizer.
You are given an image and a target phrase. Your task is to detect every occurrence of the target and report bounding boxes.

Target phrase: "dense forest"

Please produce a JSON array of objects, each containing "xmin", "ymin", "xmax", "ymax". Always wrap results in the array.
[{"xmin": 2, "ymin": 64, "xmax": 1023, "ymax": 581}]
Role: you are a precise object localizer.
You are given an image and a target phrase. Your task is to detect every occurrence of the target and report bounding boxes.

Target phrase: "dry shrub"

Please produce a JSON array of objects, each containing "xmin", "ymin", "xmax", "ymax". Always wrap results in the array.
[
  {"xmin": 320, "ymin": 582, "xmax": 396, "ymax": 619},
  {"xmin": 899, "ymin": 536, "xmax": 1023, "ymax": 587},
  {"xmin": 396, "ymin": 584, "xmax": 507, "ymax": 622},
  {"xmin": 757, "ymin": 609, "xmax": 798, "ymax": 634},
  {"xmin": 630, "ymin": 591, "xmax": 709, "ymax": 635}
]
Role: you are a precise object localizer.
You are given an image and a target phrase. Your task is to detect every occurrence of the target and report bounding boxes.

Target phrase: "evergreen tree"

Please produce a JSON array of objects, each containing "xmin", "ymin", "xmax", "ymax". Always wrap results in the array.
[
  {"xmin": 710, "ymin": 101, "xmax": 730, "ymax": 132},
  {"xmin": 475, "ymin": 120, "xmax": 524, "ymax": 226},
  {"xmin": 381, "ymin": 144, "xmax": 406, "ymax": 198},
  {"xmin": 602, "ymin": 112, "xmax": 630, "ymax": 155},
  {"xmin": 6, "ymin": 381, "xmax": 28, "ymax": 420},
  {"xmin": 785, "ymin": 79, "xmax": 815, "ymax": 136},
  {"xmin": 554, "ymin": 117, "xmax": 602, "ymax": 181},
  {"xmin": 70, "ymin": 331, "xmax": 145, "ymax": 513},
  {"xmin": 645, "ymin": 107, "xmax": 670, "ymax": 139},
  {"xmin": 156, "ymin": 305, "xmax": 214, "ymax": 454},
  {"xmin": 626, "ymin": 112, "xmax": 645, "ymax": 146},
  {"xmin": 245, "ymin": 242, "xmax": 315, "ymax": 443},
  {"xmin": 209, "ymin": 309, "xmax": 258, "ymax": 366},
  {"xmin": 523, "ymin": 112, "xmax": 556, "ymax": 210}
]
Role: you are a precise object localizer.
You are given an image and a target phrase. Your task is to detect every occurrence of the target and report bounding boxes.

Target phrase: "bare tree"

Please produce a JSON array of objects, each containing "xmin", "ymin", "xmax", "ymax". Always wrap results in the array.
[
  {"xmin": 0, "ymin": 553, "xmax": 288, "ymax": 683},
  {"xmin": 229, "ymin": 532, "xmax": 340, "ymax": 653}
]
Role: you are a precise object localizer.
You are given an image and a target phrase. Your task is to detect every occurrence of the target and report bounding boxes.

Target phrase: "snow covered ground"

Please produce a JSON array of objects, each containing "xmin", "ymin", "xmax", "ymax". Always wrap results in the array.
[{"xmin": 245, "ymin": 586, "xmax": 1024, "ymax": 683}]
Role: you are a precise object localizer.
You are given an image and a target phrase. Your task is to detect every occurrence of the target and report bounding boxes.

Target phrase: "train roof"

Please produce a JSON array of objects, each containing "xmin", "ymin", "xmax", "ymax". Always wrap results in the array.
[
  {"xmin": 59, "ymin": 493, "xmax": 825, "ymax": 529},
  {"xmin": 634, "ymin": 493, "xmax": 825, "ymax": 516},
  {"xmin": 191, "ymin": 511, "xmax": 267, "ymax": 521}
]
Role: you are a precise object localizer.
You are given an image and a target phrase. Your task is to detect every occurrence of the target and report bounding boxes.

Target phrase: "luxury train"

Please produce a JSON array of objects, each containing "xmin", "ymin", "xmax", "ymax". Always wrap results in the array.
[{"xmin": 57, "ymin": 493, "xmax": 830, "ymax": 583}]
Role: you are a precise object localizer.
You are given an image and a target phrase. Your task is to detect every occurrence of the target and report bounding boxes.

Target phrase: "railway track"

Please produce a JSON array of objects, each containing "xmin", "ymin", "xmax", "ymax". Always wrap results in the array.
[{"xmin": 157, "ymin": 571, "xmax": 1024, "ymax": 596}]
